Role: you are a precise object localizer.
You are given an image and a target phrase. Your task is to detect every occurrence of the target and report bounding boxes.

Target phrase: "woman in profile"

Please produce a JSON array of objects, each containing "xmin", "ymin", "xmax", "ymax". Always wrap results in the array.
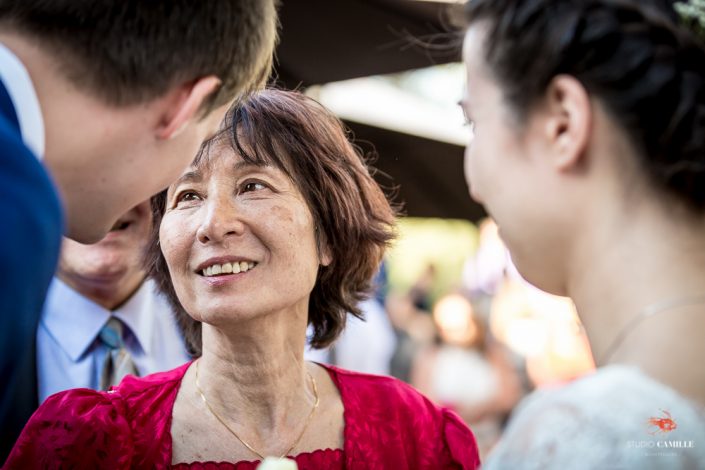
[{"xmin": 459, "ymin": 0, "xmax": 705, "ymax": 468}]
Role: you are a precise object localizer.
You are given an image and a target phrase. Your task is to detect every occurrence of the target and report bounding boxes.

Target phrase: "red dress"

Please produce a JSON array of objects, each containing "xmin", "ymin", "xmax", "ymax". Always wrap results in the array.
[{"xmin": 5, "ymin": 362, "xmax": 480, "ymax": 469}]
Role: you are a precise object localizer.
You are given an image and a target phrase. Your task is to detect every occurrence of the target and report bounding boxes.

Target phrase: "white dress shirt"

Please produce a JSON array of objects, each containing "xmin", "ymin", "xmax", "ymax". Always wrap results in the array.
[
  {"xmin": 0, "ymin": 42, "xmax": 45, "ymax": 158},
  {"xmin": 37, "ymin": 278, "xmax": 191, "ymax": 403}
]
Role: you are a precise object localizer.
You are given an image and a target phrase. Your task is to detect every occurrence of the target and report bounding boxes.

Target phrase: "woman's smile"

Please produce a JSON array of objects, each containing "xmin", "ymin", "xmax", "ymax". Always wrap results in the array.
[{"xmin": 197, "ymin": 258, "xmax": 259, "ymax": 287}]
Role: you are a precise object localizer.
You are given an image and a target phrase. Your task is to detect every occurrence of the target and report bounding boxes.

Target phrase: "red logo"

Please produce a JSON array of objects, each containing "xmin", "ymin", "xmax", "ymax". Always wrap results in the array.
[{"xmin": 647, "ymin": 409, "xmax": 677, "ymax": 435}]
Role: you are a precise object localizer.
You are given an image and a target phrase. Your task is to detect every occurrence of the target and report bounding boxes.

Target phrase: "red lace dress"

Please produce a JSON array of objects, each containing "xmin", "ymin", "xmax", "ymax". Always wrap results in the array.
[{"xmin": 5, "ymin": 362, "xmax": 480, "ymax": 469}]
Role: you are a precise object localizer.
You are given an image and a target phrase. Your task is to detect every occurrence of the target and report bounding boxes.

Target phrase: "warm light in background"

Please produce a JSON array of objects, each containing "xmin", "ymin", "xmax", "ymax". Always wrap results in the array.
[
  {"xmin": 433, "ymin": 293, "xmax": 478, "ymax": 346},
  {"xmin": 490, "ymin": 280, "xmax": 595, "ymax": 386}
]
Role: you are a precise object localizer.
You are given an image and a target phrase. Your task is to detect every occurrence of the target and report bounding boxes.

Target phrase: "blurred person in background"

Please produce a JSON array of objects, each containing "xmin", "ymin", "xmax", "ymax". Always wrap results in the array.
[
  {"xmin": 38, "ymin": 201, "xmax": 190, "ymax": 404},
  {"xmin": 461, "ymin": 218, "xmax": 511, "ymax": 300},
  {"xmin": 0, "ymin": 0, "xmax": 278, "ymax": 457},
  {"xmin": 331, "ymin": 298, "xmax": 396, "ymax": 376},
  {"xmin": 461, "ymin": 0, "xmax": 705, "ymax": 467},
  {"xmin": 408, "ymin": 263, "xmax": 438, "ymax": 313},
  {"xmin": 306, "ymin": 264, "xmax": 397, "ymax": 376},
  {"xmin": 6, "ymin": 90, "xmax": 480, "ymax": 468},
  {"xmin": 412, "ymin": 293, "xmax": 522, "ymax": 460},
  {"xmin": 387, "ymin": 290, "xmax": 437, "ymax": 382}
]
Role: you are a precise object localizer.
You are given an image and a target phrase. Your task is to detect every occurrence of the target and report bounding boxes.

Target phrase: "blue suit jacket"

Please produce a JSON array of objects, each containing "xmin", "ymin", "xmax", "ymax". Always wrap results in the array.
[{"xmin": 0, "ymin": 78, "xmax": 63, "ymax": 462}]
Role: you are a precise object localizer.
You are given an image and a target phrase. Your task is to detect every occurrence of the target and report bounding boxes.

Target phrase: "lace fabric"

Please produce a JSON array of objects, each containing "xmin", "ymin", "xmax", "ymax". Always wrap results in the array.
[{"xmin": 483, "ymin": 366, "xmax": 705, "ymax": 470}]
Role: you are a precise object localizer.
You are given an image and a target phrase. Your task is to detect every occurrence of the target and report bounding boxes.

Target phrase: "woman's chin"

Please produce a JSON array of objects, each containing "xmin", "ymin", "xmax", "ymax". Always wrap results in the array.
[{"xmin": 191, "ymin": 303, "xmax": 261, "ymax": 327}]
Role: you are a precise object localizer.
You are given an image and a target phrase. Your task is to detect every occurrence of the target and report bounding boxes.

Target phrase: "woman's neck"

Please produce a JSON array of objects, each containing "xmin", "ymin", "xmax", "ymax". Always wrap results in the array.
[
  {"xmin": 567, "ymin": 201, "xmax": 705, "ymax": 402},
  {"xmin": 196, "ymin": 309, "xmax": 315, "ymax": 433}
]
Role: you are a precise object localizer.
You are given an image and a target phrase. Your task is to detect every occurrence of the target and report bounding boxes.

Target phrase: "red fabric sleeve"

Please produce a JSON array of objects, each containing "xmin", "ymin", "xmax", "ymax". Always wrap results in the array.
[
  {"xmin": 442, "ymin": 408, "xmax": 481, "ymax": 469},
  {"xmin": 4, "ymin": 388, "xmax": 134, "ymax": 469}
]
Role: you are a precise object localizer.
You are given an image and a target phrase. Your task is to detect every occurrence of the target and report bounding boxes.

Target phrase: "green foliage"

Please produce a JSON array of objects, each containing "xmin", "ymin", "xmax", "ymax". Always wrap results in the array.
[
  {"xmin": 675, "ymin": 0, "xmax": 705, "ymax": 40},
  {"xmin": 386, "ymin": 217, "xmax": 479, "ymax": 303}
]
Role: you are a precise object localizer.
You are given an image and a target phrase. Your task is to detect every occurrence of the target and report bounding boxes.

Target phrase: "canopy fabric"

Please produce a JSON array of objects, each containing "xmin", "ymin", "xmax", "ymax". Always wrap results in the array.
[{"xmin": 275, "ymin": 0, "xmax": 485, "ymax": 222}]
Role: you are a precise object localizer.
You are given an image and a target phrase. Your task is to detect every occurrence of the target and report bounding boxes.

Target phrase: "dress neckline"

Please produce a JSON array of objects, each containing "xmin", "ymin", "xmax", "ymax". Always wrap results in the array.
[{"xmin": 166, "ymin": 361, "xmax": 348, "ymax": 466}]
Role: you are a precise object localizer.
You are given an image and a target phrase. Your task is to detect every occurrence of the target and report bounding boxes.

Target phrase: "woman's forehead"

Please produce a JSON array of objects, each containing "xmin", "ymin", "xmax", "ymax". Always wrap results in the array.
[{"xmin": 463, "ymin": 25, "xmax": 491, "ymax": 79}]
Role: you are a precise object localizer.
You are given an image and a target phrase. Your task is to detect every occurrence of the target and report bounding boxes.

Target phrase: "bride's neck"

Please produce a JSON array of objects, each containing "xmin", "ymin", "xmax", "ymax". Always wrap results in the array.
[{"xmin": 568, "ymin": 203, "xmax": 705, "ymax": 403}]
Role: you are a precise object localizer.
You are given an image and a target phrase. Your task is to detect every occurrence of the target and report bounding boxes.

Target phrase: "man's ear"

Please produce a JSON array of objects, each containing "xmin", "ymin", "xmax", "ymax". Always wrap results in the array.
[
  {"xmin": 542, "ymin": 74, "xmax": 592, "ymax": 171},
  {"xmin": 155, "ymin": 76, "xmax": 222, "ymax": 140}
]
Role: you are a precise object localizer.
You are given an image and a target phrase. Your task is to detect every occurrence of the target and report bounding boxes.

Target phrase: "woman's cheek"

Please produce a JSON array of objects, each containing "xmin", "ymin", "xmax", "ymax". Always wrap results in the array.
[{"xmin": 160, "ymin": 216, "xmax": 190, "ymax": 276}]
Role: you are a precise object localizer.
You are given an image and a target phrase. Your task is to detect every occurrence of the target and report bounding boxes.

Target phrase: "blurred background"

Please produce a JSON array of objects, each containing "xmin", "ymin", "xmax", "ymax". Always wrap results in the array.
[{"xmin": 279, "ymin": 0, "xmax": 596, "ymax": 460}]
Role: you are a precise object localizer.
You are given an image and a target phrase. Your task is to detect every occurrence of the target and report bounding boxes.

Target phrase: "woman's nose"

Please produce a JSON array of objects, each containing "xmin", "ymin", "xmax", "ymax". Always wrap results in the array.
[{"xmin": 196, "ymin": 196, "xmax": 245, "ymax": 244}]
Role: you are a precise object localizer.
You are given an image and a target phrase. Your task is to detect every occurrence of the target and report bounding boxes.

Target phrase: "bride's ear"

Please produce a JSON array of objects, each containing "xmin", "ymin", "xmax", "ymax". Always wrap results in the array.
[{"xmin": 542, "ymin": 74, "xmax": 592, "ymax": 171}]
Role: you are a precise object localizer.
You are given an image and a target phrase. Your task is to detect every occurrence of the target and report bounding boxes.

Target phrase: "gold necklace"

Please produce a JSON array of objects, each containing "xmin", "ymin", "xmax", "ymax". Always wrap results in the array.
[
  {"xmin": 194, "ymin": 359, "xmax": 320, "ymax": 460},
  {"xmin": 599, "ymin": 294, "xmax": 705, "ymax": 364}
]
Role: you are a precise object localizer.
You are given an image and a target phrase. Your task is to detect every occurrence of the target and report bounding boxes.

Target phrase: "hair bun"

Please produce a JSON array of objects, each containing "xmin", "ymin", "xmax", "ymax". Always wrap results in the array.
[{"xmin": 465, "ymin": 0, "xmax": 705, "ymax": 211}]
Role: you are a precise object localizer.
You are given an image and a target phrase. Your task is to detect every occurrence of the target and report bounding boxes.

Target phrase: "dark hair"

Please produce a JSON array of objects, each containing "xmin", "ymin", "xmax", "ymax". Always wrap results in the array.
[
  {"xmin": 465, "ymin": 0, "xmax": 705, "ymax": 211},
  {"xmin": 0, "ymin": 0, "xmax": 279, "ymax": 114},
  {"xmin": 147, "ymin": 89, "xmax": 397, "ymax": 355}
]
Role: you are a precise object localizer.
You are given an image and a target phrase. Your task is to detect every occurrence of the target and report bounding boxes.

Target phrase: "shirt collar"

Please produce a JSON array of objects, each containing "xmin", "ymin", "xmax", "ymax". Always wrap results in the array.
[
  {"xmin": 41, "ymin": 278, "xmax": 110, "ymax": 362},
  {"xmin": 0, "ymin": 42, "xmax": 45, "ymax": 158},
  {"xmin": 41, "ymin": 278, "xmax": 156, "ymax": 361},
  {"xmin": 113, "ymin": 280, "xmax": 156, "ymax": 356}
]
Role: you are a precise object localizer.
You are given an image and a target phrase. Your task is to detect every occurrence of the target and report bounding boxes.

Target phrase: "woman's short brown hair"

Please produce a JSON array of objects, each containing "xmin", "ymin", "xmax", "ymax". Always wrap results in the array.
[{"xmin": 146, "ymin": 89, "xmax": 397, "ymax": 356}]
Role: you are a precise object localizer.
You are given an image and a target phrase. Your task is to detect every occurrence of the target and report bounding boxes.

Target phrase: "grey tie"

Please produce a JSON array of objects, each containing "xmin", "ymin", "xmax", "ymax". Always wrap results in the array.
[{"xmin": 99, "ymin": 317, "xmax": 138, "ymax": 390}]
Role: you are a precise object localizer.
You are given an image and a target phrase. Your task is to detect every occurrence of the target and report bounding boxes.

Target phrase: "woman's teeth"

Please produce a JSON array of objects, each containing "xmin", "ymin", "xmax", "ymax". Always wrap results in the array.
[{"xmin": 202, "ymin": 261, "xmax": 256, "ymax": 277}]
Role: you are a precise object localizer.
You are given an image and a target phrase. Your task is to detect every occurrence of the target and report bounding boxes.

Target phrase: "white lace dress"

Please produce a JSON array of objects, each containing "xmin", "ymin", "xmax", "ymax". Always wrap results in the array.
[{"xmin": 483, "ymin": 366, "xmax": 705, "ymax": 469}]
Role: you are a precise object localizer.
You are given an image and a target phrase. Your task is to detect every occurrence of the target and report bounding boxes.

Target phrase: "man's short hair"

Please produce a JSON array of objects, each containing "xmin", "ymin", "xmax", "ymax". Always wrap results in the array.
[{"xmin": 0, "ymin": 0, "xmax": 279, "ymax": 114}]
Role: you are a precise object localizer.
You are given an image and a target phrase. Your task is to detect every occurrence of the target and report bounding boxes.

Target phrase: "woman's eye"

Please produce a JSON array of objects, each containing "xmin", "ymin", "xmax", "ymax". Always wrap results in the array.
[
  {"xmin": 242, "ymin": 181, "xmax": 267, "ymax": 193},
  {"xmin": 175, "ymin": 191, "xmax": 202, "ymax": 205}
]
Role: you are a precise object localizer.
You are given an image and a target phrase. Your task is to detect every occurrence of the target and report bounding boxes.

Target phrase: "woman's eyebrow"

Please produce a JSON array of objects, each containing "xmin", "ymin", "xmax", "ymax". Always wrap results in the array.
[
  {"xmin": 173, "ymin": 170, "xmax": 203, "ymax": 187},
  {"xmin": 232, "ymin": 160, "xmax": 273, "ymax": 171}
]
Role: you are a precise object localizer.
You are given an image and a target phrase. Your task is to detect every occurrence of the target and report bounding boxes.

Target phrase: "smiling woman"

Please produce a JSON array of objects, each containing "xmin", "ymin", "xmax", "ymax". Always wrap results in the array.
[
  {"xmin": 149, "ymin": 89, "xmax": 398, "ymax": 355},
  {"xmin": 6, "ymin": 90, "xmax": 480, "ymax": 469}
]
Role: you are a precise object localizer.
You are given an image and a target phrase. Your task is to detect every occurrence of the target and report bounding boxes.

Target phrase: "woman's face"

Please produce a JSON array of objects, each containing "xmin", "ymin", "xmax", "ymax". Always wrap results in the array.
[
  {"xmin": 461, "ymin": 25, "xmax": 568, "ymax": 293},
  {"xmin": 159, "ymin": 145, "xmax": 328, "ymax": 326}
]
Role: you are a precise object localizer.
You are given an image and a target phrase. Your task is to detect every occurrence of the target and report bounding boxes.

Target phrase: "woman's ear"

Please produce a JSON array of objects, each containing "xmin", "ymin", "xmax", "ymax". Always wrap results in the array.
[
  {"xmin": 320, "ymin": 248, "xmax": 333, "ymax": 267},
  {"xmin": 316, "ymin": 226, "xmax": 333, "ymax": 267},
  {"xmin": 542, "ymin": 74, "xmax": 592, "ymax": 171}
]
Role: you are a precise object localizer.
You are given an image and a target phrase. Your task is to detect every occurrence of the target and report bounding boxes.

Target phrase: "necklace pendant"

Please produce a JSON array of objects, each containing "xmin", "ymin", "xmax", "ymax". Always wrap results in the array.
[{"xmin": 256, "ymin": 456, "xmax": 298, "ymax": 470}]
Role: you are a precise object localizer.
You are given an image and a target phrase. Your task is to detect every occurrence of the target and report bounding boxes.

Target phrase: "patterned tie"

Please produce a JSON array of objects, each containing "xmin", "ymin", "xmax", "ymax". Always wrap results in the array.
[{"xmin": 99, "ymin": 317, "xmax": 138, "ymax": 390}]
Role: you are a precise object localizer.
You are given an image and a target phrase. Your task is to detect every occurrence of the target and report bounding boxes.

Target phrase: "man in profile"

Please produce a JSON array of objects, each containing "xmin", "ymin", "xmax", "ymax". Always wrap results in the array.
[{"xmin": 0, "ymin": 0, "xmax": 278, "ymax": 458}]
